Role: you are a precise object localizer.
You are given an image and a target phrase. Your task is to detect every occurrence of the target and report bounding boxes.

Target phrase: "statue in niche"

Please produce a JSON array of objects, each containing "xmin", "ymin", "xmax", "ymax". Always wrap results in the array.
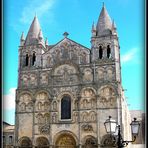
[
  {"xmin": 20, "ymin": 103, "xmax": 26, "ymax": 111},
  {"xmin": 107, "ymin": 69, "xmax": 113, "ymax": 80},
  {"xmin": 30, "ymin": 75, "xmax": 36, "ymax": 85},
  {"xmin": 98, "ymin": 70, "xmax": 103, "ymax": 80},
  {"xmin": 90, "ymin": 112, "xmax": 96, "ymax": 121},
  {"xmin": 110, "ymin": 97, "xmax": 115, "ymax": 106},
  {"xmin": 62, "ymin": 47, "xmax": 69, "ymax": 59},
  {"xmin": 82, "ymin": 113, "xmax": 87, "ymax": 122},
  {"xmin": 52, "ymin": 113, "xmax": 57, "ymax": 123},
  {"xmin": 37, "ymin": 114, "xmax": 44, "ymax": 124},
  {"xmin": 22, "ymin": 75, "xmax": 28, "ymax": 85},
  {"xmin": 74, "ymin": 100, "xmax": 79, "ymax": 110},
  {"xmin": 44, "ymin": 102, "xmax": 50, "ymax": 111},
  {"xmin": 83, "ymin": 99, "xmax": 87, "ymax": 109},
  {"xmin": 27, "ymin": 102, "xmax": 33, "ymax": 111},
  {"xmin": 73, "ymin": 112, "xmax": 78, "ymax": 122},
  {"xmin": 38, "ymin": 102, "xmax": 42, "ymax": 110},
  {"xmin": 53, "ymin": 101, "xmax": 57, "ymax": 111},
  {"xmin": 44, "ymin": 114, "xmax": 50, "ymax": 124},
  {"xmin": 100, "ymin": 97, "xmax": 107, "ymax": 106},
  {"xmin": 81, "ymin": 52, "xmax": 87, "ymax": 63},
  {"xmin": 41, "ymin": 73, "xmax": 48, "ymax": 84},
  {"xmin": 91, "ymin": 99, "xmax": 96, "ymax": 108},
  {"xmin": 56, "ymin": 50, "xmax": 61, "ymax": 60},
  {"xmin": 104, "ymin": 88, "xmax": 110, "ymax": 97},
  {"xmin": 83, "ymin": 70, "xmax": 93, "ymax": 82}
]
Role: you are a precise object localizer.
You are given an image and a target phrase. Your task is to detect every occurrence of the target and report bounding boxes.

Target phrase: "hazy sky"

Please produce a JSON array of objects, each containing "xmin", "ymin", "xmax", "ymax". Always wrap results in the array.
[{"xmin": 3, "ymin": 0, "xmax": 145, "ymax": 124}]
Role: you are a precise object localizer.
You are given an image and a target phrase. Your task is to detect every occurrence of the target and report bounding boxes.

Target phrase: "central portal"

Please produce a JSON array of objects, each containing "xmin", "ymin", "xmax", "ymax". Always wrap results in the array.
[{"xmin": 55, "ymin": 134, "xmax": 76, "ymax": 148}]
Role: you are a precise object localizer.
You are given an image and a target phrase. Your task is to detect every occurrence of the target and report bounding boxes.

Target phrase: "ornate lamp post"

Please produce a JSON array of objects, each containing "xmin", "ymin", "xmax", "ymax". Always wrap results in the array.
[{"xmin": 104, "ymin": 116, "xmax": 140, "ymax": 147}]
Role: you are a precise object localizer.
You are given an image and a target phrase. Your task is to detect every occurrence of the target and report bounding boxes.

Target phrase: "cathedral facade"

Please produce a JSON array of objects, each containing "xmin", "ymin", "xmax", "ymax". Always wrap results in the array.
[{"xmin": 15, "ymin": 5, "xmax": 132, "ymax": 148}]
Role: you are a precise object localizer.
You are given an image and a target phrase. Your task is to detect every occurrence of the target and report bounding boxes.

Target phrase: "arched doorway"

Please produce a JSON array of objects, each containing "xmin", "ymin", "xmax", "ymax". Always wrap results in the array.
[
  {"xmin": 19, "ymin": 137, "xmax": 32, "ymax": 148},
  {"xmin": 55, "ymin": 134, "xmax": 76, "ymax": 148},
  {"xmin": 36, "ymin": 137, "xmax": 49, "ymax": 148},
  {"xmin": 82, "ymin": 136, "xmax": 98, "ymax": 148}
]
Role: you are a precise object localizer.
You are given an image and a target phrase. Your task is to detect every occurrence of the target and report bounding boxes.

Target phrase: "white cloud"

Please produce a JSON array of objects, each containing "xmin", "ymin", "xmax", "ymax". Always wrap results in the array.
[
  {"xmin": 20, "ymin": 0, "xmax": 56, "ymax": 24},
  {"xmin": 3, "ymin": 88, "xmax": 16, "ymax": 110},
  {"xmin": 121, "ymin": 48, "xmax": 137, "ymax": 64}
]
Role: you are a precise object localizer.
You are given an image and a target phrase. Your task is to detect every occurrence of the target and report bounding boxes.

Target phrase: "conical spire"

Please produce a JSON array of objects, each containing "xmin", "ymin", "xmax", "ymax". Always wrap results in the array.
[
  {"xmin": 96, "ymin": 4, "xmax": 112, "ymax": 36},
  {"xmin": 21, "ymin": 32, "xmax": 25, "ymax": 41},
  {"xmin": 45, "ymin": 38, "xmax": 48, "ymax": 46},
  {"xmin": 38, "ymin": 29, "xmax": 43, "ymax": 40},
  {"xmin": 112, "ymin": 19, "xmax": 117, "ymax": 30},
  {"xmin": 25, "ymin": 15, "xmax": 44, "ymax": 45}
]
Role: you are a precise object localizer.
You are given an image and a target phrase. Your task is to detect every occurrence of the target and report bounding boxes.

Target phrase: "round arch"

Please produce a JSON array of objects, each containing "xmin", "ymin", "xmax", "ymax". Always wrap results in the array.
[
  {"xmin": 80, "ymin": 87, "xmax": 96, "ymax": 97},
  {"xmin": 82, "ymin": 135, "xmax": 98, "ymax": 148},
  {"xmin": 97, "ymin": 84, "xmax": 118, "ymax": 96},
  {"xmin": 34, "ymin": 90, "xmax": 51, "ymax": 100},
  {"xmin": 54, "ymin": 131, "xmax": 78, "ymax": 148},
  {"xmin": 35, "ymin": 136, "xmax": 49, "ymax": 148},
  {"xmin": 18, "ymin": 136, "xmax": 32, "ymax": 148}
]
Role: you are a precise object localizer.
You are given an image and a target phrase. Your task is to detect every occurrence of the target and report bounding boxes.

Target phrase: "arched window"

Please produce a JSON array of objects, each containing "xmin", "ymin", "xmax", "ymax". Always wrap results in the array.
[
  {"xmin": 107, "ymin": 45, "xmax": 111, "ymax": 58},
  {"xmin": 25, "ymin": 54, "xmax": 29, "ymax": 66},
  {"xmin": 99, "ymin": 46, "xmax": 103, "ymax": 59},
  {"xmin": 32, "ymin": 52, "xmax": 36, "ymax": 66},
  {"xmin": 9, "ymin": 136, "xmax": 13, "ymax": 144},
  {"xmin": 61, "ymin": 95, "xmax": 71, "ymax": 119}
]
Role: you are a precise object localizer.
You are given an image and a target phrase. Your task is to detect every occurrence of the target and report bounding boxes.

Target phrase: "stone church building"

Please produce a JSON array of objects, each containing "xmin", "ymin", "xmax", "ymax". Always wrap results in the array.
[{"xmin": 15, "ymin": 4, "xmax": 132, "ymax": 148}]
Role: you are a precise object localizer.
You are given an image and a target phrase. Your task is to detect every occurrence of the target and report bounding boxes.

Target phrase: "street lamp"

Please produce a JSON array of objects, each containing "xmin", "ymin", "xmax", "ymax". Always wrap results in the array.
[{"xmin": 104, "ymin": 116, "xmax": 140, "ymax": 147}]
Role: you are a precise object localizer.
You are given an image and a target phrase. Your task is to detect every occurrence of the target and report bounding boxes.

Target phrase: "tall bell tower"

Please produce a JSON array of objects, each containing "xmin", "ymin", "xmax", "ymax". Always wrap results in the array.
[{"xmin": 91, "ymin": 4, "xmax": 121, "ymax": 83}]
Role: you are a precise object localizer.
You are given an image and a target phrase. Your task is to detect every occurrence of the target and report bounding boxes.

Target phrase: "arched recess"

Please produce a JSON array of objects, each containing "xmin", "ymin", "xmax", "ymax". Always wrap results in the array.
[
  {"xmin": 82, "ymin": 135, "xmax": 98, "ymax": 148},
  {"xmin": 55, "ymin": 132, "xmax": 77, "ymax": 148},
  {"xmin": 36, "ymin": 136, "xmax": 49, "ymax": 148},
  {"xmin": 100, "ymin": 134, "xmax": 116, "ymax": 147},
  {"xmin": 18, "ymin": 136, "xmax": 32, "ymax": 148}
]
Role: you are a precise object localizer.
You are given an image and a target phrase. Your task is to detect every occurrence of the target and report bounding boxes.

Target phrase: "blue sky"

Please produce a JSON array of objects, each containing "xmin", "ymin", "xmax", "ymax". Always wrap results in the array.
[{"xmin": 3, "ymin": 0, "xmax": 145, "ymax": 124}]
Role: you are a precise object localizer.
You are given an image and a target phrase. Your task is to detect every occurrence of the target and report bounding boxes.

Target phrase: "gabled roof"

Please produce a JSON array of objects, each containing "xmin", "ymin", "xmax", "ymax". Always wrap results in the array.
[
  {"xmin": 44, "ymin": 37, "xmax": 90, "ymax": 55},
  {"xmin": 25, "ymin": 16, "xmax": 44, "ymax": 46},
  {"xmin": 96, "ymin": 4, "xmax": 112, "ymax": 36}
]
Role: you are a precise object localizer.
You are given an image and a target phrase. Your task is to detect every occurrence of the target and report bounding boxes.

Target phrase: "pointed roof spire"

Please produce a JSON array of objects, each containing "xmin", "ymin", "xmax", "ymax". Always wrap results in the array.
[
  {"xmin": 92, "ymin": 21, "xmax": 96, "ymax": 30},
  {"xmin": 21, "ymin": 32, "xmax": 25, "ymax": 41},
  {"xmin": 45, "ymin": 38, "xmax": 48, "ymax": 46},
  {"xmin": 112, "ymin": 19, "xmax": 117, "ymax": 30},
  {"xmin": 96, "ymin": 3, "xmax": 112, "ymax": 36},
  {"xmin": 38, "ymin": 29, "xmax": 43, "ymax": 39},
  {"xmin": 25, "ymin": 15, "xmax": 44, "ymax": 45}
]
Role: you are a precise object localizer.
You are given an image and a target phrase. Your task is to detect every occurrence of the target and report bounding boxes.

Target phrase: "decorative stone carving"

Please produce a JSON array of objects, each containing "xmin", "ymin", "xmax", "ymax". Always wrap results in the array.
[
  {"xmin": 30, "ymin": 74, "xmax": 37, "ymax": 85},
  {"xmin": 36, "ymin": 113, "xmax": 44, "ymax": 124},
  {"xmin": 53, "ymin": 64, "xmax": 78, "ymax": 85},
  {"xmin": 83, "ymin": 69, "xmax": 93, "ymax": 82},
  {"xmin": 40, "ymin": 73, "xmax": 48, "ymax": 85},
  {"xmin": 21, "ymin": 75, "xmax": 29, "ymax": 86},
  {"xmin": 39, "ymin": 124, "xmax": 50, "ymax": 134},
  {"xmin": 82, "ymin": 124, "xmax": 93, "ymax": 132},
  {"xmin": 99, "ymin": 86, "xmax": 116, "ymax": 107}
]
